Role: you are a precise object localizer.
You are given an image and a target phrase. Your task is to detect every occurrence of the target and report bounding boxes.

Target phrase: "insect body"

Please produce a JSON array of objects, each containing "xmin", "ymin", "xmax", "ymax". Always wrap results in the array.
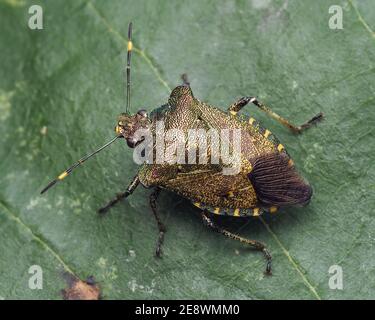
[{"xmin": 41, "ymin": 23, "xmax": 323, "ymax": 275}]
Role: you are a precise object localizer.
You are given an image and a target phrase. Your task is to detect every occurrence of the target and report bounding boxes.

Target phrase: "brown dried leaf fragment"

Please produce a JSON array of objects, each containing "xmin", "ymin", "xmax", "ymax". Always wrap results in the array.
[{"xmin": 62, "ymin": 275, "xmax": 100, "ymax": 300}]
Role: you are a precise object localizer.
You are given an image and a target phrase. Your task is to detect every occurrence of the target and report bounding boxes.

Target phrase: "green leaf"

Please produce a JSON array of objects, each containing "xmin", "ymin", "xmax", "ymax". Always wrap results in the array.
[{"xmin": 0, "ymin": 0, "xmax": 374, "ymax": 299}]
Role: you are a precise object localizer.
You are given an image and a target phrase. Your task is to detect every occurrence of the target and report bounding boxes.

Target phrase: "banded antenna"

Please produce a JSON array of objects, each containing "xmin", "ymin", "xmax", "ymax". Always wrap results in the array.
[
  {"xmin": 40, "ymin": 136, "xmax": 121, "ymax": 194},
  {"xmin": 126, "ymin": 22, "xmax": 133, "ymax": 114},
  {"xmin": 40, "ymin": 23, "xmax": 134, "ymax": 194}
]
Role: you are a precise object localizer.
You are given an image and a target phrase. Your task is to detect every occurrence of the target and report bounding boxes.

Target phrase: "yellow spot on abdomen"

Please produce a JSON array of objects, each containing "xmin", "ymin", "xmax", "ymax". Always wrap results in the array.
[
  {"xmin": 193, "ymin": 202, "xmax": 201, "ymax": 208},
  {"xmin": 288, "ymin": 159, "xmax": 294, "ymax": 167},
  {"xmin": 249, "ymin": 117, "xmax": 255, "ymax": 125},
  {"xmin": 233, "ymin": 208, "xmax": 240, "ymax": 217},
  {"xmin": 253, "ymin": 207, "xmax": 260, "ymax": 216},
  {"xmin": 214, "ymin": 207, "xmax": 220, "ymax": 214},
  {"xmin": 230, "ymin": 110, "xmax": 237, "ymax": 116},
  {"xmin": 277, "ymin": 144, "xmax": 284, "ymax": 152},
  {"xmin": 264, "ymin": 129, "xmax": 271, "ymax": 138}
]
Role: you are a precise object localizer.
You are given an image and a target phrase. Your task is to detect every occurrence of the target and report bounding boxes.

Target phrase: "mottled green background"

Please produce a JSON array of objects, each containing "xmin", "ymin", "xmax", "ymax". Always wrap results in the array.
[{"xmin": 0, "ymin": 0, "xmax": 374, "ymax": 299}]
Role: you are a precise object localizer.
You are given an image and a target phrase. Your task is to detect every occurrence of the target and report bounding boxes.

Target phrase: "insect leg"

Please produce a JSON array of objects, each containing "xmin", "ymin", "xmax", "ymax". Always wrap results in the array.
[
  {"xmin": 98, "ymin": 175, "xmax": 140, "ymax": 214},
  {"xmin": 181, "ymin": 73, "xmax": 190, "ymax": 86},
  {"xmin": 251, "ymin": 97, "xmax": 323, "ymax": 133},
  {"xmin": 230, "ymin": 96, "xmax": 323, "ymax": 133},
  {"xmin": 201, "ymin": 211, "xmax": 272, "ymax": 275},
  {"xmin": 149, "ymin": 187, "xmax": 167, "ymax": 257},
  {"xmin": 227, "ymin": 97, "xmax": 253, "ymax": 115}
]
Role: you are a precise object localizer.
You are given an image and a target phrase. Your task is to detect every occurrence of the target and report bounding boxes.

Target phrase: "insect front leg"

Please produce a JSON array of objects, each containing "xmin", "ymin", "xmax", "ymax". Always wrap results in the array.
[
  {"xmin": 201, "ymin": 211, "xmax": 272, "ymax": 275},
  {"xmin": 228, "ymin": 96, "xmax": 323, "ymax": 133},
  {"xmin": 149, "ymin": 187, "xmax": 167, "ymax": 257},
  {"xmin": 98, "ymin": 175, "xmax": 140, "ymax": 214}
]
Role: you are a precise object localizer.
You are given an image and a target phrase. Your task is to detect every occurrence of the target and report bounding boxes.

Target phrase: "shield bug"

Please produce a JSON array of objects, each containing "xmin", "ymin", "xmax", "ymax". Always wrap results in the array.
[{"xmin": 41, "ymin": 22, "xmax": 323, "ymax": 275}]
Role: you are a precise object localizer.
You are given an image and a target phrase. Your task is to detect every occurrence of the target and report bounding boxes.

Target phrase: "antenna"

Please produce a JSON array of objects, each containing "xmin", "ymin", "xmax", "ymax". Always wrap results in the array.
[
  {"xmin": 126, "ymin": 22, "xmax": 133, "ymax": 114},
  {"xmin": 41, "ymin": 135, "xmax": 121, "ymax": 194}
]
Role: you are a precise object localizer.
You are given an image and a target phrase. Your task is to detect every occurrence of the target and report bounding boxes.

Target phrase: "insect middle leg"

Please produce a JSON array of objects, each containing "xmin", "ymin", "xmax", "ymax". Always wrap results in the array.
[
  {"xmin": 228, "ymin": 96, "xmax": 323, "ymax": 133},
  {"xmin": 149, "ymin": 188, "xmax": 167, "ymax": 257},
  {"xmin": 98, "ymin": 175, "xmax": 140, "ymax": 214},
  {"xmin": 201, "ymin": 211, "xmax": 272, "ymax": 275}
]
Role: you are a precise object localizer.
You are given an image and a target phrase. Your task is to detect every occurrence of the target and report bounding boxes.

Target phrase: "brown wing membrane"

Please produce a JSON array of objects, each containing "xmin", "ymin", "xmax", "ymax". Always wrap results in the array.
[{"xmin": 248, "ymin": 153, "xmax": 312, "ymax": 207}]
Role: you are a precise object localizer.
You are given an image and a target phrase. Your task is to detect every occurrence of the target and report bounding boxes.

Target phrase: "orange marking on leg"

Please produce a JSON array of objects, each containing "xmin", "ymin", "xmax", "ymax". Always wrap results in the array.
[{"xmin": 269, "ymin": 206, "xmax": 278, "ymax": 213}]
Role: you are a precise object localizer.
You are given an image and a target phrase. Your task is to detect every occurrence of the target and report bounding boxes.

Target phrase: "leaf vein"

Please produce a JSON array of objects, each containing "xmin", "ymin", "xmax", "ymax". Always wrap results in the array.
[
  {"xmin": 259, "ymin": 217, "xmax": 322, "ymax": 300},
  {"xmin": 348, "ymin": 0, "xmax": 375, "ymax": 40},
  {"xmin": 0, "ymin": 200, "xmax": 78, "ymax": 278},
  {"xmin": 86, "ymin": 0, "xmax": 172, "ymax": 93}
]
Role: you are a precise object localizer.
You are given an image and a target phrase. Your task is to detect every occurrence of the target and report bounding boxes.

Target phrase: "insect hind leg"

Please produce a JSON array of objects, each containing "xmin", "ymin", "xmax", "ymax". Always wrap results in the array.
[
  {"xmin": 228, "ymin": 97, "xmax": 254, "ymax": 115},
  {"xmin": 228, "ymin": 96, "xmax": 323, "ymax": 133},
  {"xmin": 250, "ymin": 97, "xmax": 323, "ymax": 133},
  {"xmin": 149, "ymin": 188, "xmax": 167, "ymax": 257},
  {"xmin": 201, "ymin": 211, "xmax": 272, "ymax": 275}
]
